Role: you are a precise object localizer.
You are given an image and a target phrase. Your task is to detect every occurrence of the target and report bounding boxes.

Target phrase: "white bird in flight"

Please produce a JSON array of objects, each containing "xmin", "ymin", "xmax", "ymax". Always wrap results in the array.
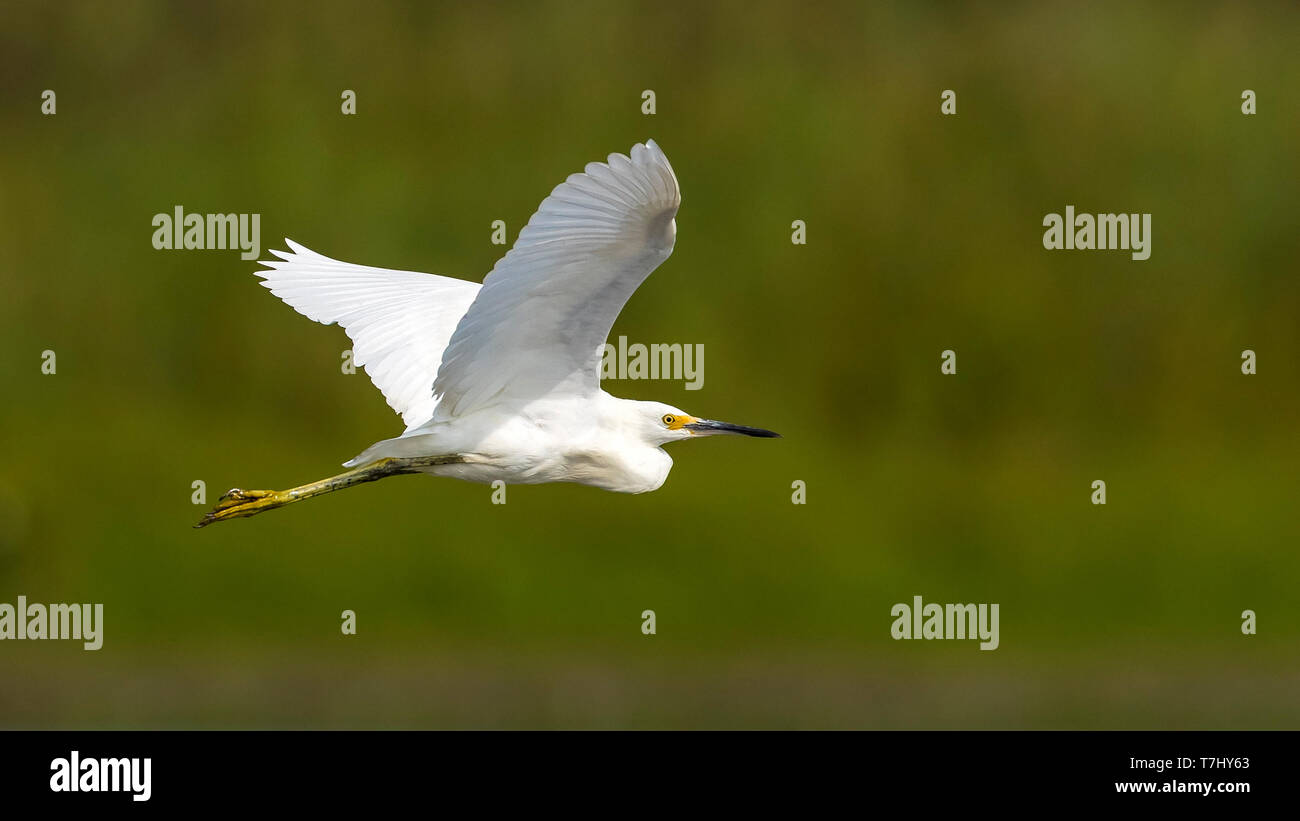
[{"xmin": 198, "ymin": 140, "xmax": 777, "ymax": 527}]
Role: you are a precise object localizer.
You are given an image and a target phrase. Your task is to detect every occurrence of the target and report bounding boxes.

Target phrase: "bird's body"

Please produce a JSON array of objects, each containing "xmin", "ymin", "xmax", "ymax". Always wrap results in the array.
[
  {"xmin": 354, "ymin": 393, "xmax": 676, "ymax": 494},
  {"xmin": 197, "ymin": 140, "xmax": 776, "ymax": 527}
]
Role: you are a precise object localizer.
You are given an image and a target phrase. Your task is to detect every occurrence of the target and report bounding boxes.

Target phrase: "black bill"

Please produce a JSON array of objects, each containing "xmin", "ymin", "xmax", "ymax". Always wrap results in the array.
[{"xmin": 684, "ymin": 419, "xmax": 781, "ymax": 438}]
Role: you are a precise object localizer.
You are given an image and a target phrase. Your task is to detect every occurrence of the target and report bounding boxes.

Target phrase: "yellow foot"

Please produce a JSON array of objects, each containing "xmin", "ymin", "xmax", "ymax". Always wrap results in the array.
[{"xmin": 194, "ymin": 488, "xmax": 284, "ymax": 528}]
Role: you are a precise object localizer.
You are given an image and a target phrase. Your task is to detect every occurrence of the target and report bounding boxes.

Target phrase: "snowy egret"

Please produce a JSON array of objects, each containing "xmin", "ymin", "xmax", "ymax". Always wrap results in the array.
[{"xmin": 197, "ymin": 140, "xmax": 777, "ymax": 528}]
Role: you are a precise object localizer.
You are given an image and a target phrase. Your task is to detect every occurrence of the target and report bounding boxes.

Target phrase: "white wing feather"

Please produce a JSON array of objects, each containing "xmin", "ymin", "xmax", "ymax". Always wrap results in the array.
[
  {"xmin": 256, "ymin": 239, "xmax": 479, "ymax": 430},
  {"xmin": 430, "ymin": 140, "xmax": 680, "ymax": 419}
]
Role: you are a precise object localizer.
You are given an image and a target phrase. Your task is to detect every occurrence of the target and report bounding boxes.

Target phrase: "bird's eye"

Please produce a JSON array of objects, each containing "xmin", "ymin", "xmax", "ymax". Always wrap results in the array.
[{"xmin": 662, "ymin": 414, "xmax": 675, "ymax": 426}]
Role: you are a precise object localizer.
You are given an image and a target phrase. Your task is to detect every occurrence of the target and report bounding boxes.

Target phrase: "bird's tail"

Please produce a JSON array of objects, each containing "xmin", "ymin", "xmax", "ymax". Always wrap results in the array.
[{"xmin": 342, "ymin": 433, "xmax": 443, "ymax": 468}]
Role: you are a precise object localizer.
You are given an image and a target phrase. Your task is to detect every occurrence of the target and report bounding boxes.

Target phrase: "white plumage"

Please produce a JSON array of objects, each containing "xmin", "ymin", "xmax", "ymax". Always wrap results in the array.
[
  {"xmin": 257, "ymin": 242, "xmax": 478, "ymax": 430},
  {"xmin": 198, "ymin": 141, "xmax": 775, "ymax": 527},
  {"xmin": 259, "ymin": 141, "xmax": 678, "ymax": 432}
]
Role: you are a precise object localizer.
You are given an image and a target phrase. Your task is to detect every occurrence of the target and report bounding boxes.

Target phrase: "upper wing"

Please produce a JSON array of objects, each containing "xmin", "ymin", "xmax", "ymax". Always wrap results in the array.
[
  {"xmin": 430, "ymin": 140, "xmax": 681, "ymax": 419},
  {"xmin": 256, "ymin": 239, "xmax": 479, "ymax": 430}
]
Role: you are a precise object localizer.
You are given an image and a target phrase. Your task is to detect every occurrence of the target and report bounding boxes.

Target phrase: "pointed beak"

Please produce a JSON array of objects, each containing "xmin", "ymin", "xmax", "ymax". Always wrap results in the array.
[{"xmin": 683, "ymin": 419, "xmax": 781, "ymax": 438}]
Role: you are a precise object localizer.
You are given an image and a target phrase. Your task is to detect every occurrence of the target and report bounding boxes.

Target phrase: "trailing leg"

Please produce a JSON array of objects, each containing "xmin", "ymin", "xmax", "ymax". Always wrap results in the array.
[{"xmin": 194, "ymin": 454, "xmax": 464, "ymax": 528}]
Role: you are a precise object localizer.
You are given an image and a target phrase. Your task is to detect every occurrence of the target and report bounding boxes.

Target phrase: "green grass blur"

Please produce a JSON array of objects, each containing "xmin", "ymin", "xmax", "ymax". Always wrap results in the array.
[{"xmin": 0, "ymin": 0, "xmax": 1297, "ymax": 728}]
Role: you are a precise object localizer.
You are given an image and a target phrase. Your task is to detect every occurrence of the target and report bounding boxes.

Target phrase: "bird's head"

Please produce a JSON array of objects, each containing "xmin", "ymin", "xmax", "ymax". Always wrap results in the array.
[{"xmin": 638, "ymin": 401, "xmax": 780, "ymax": 446}]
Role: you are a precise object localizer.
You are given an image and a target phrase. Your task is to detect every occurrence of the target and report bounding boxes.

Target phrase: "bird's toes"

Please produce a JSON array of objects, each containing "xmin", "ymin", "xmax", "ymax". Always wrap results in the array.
[
  {"xmin": 195, "ymin": 497, "xmax": 263, "ymax": 528},
  {"xmin": 194, "ymin": 510, "xmax": 220, "ymax": 529},
  {"xmin": 194, "ymin": 507, "xmax": 224, "ymax": 528},
  {"xmin": 195, "ymin": 490, "xmax": 286, "ymax": 528},
  {"xmin": 216, "ymin": 488, "xmax": 273, "ymax": 508}
]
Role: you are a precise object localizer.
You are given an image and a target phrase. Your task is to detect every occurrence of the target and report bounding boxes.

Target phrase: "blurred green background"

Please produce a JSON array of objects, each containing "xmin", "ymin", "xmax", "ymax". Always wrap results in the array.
[{"xmin": 1, "ymin": 0, "xmax": 1297, "ymax": 728}]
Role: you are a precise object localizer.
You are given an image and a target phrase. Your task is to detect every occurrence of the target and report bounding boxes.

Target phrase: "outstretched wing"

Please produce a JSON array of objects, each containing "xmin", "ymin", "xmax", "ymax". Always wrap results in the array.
[
  {"xmin": 256, "ymin": 239, "xmax": 479, "ymax": 430},
  {"xmin": 430, "ymin": 140, "xmax": 681, "ymax": 419}
]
